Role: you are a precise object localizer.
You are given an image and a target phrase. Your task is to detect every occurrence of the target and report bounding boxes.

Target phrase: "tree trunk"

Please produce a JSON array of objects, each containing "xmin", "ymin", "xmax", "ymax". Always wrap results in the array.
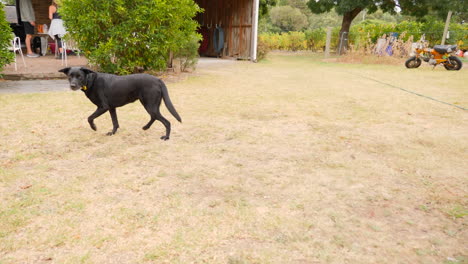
[{"xmin": 338, "ymin": 7, "xmax": 362, "ymax": 55}]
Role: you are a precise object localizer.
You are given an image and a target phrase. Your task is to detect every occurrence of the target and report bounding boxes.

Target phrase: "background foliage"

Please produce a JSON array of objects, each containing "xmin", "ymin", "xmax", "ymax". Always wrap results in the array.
[
  {"xmin": 350, "ymin": 19, "xmax": 468, "ymax": 48},
  {"xmin": 173, "ymin": 33, "xmax": 200, "ymax": 72},
  {"xmin": 60, "ymin": 0, "xmax": 201, "ymax": 74},
  {"xmin": 259, "ymin": 0, "xmax": 278, "ymax": 17},
  {"xmin": 260, "ymin": 21, "xmax": 468, "ymax": 52},
  {"xmin": 270, "ymin": 5, "xmax": 308, "ymax": 32},
  {"xmin": 0, "ymin": 2, "xmax": 14, "ymax": 72},
  {"xmin": 258, "ymin": 0, "xmax": 467, "ymax": 55}
]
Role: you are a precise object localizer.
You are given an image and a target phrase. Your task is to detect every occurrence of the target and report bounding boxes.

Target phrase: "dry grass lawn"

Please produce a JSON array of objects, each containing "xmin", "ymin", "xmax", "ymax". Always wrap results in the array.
[{"xmin": 0, "ymin": 53, "xmax": 467, "ymax": 264}]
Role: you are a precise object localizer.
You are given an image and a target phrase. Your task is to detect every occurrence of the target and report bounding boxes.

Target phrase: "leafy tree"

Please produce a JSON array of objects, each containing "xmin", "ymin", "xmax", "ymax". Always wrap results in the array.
[
  {"xmin": 398, "ymin": 0, "xmax": 467, "ymax": 22},
  {"xmin": 260, "ymin": 0, "xmax": 278, "ymax": 18},
  {"xmin": 308, "ymin": 10, "xmax": 342, "ymax": 29},
  {"xmin": 60, "ymin": 0, "xmax": 201, "ymax": 74},
  {"xmin": 307, "ymin": 0, "xmax": 467, "ymax": 52},
  {"xmin": 355, "ymin": 9, "xmax": 399, "ymax": 24},
  {"xmin": 258, "ymin": 16, "xmax": 282, "ymax": 33},
  {"xmin": 0, "ymin": 2, "xmax": 14, "ymax": 72},
  {"xmin": 270, "ymin": 5, "xmax": 308, "ymax": 32},
  {"xmin": 307, "ymin": 0, "xmax": 397, "ymax": 52},
  {"xmin": 281, "ymin": 0, "xmax": 312, "ymax": 15}
]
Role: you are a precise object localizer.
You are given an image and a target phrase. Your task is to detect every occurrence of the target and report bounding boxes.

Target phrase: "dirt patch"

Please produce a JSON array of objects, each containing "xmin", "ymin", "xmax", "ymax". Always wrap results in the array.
[{"xmin": 2, "ymin": 54, "xmax": 88, "ymax": 80}]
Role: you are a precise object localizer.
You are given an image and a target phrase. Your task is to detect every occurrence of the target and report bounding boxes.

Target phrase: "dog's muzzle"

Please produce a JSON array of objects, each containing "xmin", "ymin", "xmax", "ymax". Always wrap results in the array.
[{"xmin": 69, "ymin": 83, "xmax": 81, "ymax": 91}]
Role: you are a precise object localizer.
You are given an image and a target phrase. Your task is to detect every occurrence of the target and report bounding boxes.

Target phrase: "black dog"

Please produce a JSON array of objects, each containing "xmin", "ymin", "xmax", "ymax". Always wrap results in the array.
[{"xmin": 59, "ymin": 67, "xmax": 181, "ymax": 140}]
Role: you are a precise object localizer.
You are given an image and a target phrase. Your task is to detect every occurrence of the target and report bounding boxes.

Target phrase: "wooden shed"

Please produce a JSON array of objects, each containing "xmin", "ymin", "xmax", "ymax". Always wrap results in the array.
[{"xmin": 194, "ymin": 0, "xmax": 260, "ymax": 61}]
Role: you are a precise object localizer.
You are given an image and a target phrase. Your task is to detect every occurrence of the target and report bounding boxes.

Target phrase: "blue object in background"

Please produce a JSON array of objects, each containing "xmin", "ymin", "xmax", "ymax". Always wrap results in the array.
[{"xmin": 213, "ymin": 26, "xmax": 224, "ymax": 55}]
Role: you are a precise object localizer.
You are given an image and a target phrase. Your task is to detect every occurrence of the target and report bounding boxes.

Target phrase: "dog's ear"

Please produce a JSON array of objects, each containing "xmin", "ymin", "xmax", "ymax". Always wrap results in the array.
[
  {"xmin": 58, "ymin": 67, "xmax": 71, "ymax": 75},
  {"xmin": 80, "ymin": 67, "xmax": 95, "ymax": 75},
  {"xmin": 84, "ymin": 68, "xmax": 97, "ymax": 88}
]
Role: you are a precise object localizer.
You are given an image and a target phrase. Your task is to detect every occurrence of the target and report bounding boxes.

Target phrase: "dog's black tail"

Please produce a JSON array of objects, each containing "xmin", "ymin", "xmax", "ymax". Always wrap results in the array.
[{"xmin": 160, "ymin": 81, "xmax": 182, "ymax": 122}]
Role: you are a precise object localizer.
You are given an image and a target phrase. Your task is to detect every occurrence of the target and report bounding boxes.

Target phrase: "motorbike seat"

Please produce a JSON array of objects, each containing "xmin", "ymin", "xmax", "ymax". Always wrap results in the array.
[{"xmin": 433, "ymin": 45, "xmax": 457, "ymax": 54}]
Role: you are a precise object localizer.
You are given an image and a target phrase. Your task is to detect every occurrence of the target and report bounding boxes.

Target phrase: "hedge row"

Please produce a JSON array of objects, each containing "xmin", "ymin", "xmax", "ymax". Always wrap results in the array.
[{"xmin": 259, "ymin": 21, "xmax": 468, "ymax": 52}]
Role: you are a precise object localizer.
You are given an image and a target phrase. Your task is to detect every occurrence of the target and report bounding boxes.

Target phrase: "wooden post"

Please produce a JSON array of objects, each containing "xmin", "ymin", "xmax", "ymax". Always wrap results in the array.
[
  {"xmin": 239, "ymin": 0, "xmax": 244, "ymax": 58},
  {"xmin": 228, "ymin": 2, "xmax": 232, "ymax": 57},
  {"xmin": 441, "ymin": 11, "xmax": 452, "ymax": 45},
  {"xmin": 325, "ymin": 27, "xmax": 332, "ymax": 58},
  {"xmin": 251, "ymin": 0, "xmax": 259, "ymax": 61}
]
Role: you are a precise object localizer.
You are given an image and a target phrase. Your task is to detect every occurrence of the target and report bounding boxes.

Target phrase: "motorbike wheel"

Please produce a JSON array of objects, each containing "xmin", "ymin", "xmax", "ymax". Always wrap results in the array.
[
  {"xmin": 405, "ymin": 56, "xmax": 422, "ymax": 68},
  {"xmin": 443, "ymin": 56, "xmax": 462, "ymax": 71}
]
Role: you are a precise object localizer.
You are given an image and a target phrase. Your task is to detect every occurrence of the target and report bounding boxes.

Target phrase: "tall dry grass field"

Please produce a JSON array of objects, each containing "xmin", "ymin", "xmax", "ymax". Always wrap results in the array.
[{"xmin": 1, "ymin": 53, "xmax": 467, "ymax": 263}]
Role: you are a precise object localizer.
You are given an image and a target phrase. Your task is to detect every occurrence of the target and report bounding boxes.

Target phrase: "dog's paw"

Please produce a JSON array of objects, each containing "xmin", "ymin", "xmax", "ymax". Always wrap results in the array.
[
  {"xmin": 89, "ymin": 123, "xmax": 97, "ymax": 131},
  {"xmin": 106, "ymin": 131, "xmax": 115, "ymax": 136},
  {"xmin": 142, "ymin": 125, "xmax": 150, "ymax": 130},
  {"xmin": 160, "ymin": 136, "xmax": 169, "ymax": 141}
]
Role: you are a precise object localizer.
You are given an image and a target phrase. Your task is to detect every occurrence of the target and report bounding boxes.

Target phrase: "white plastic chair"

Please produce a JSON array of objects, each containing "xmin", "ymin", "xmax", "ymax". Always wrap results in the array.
[
  {"xmin": 61, "ymin": 39, "xmax": 67, "ymax": 66},
  {"xmin": 53, "ymin": 38, "xmax": 67, "ymax": 66},
  {"xmin": 60, "ymin": 38, "xmax": 81, "ymax": 66},
  {"xmin": 10, "ymin": 36, "xmax": 26, "ymax": 71},
  {"xmin": 65, "ymin": 38, "xmax": 81, "ymax": 58},
  {"xmin": 54, "ymin": 38, "xmax": 58, "ymax": 57}
]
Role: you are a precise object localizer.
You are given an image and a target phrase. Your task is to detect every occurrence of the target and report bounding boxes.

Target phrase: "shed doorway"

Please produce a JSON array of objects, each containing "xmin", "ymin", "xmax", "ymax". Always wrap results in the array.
[{"xmin": 194, "ymin": 0, "xmax": 259, "ymax": 61}]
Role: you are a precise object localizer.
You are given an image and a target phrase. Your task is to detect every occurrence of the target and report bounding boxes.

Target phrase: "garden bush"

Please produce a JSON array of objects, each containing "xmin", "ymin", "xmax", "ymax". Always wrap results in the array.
[
  {"xmin": 259, "ymin": 32, "xmax": 307, "ymax": 51},
  {"xmin": 173, "ymin": 33, "xmax": 199, "ymax": 72},
  {"xmin": 60, "ymin": 0, "xmax": 201, "ymax": 74},
  {"xmin": 259, "ymin": 33, "xmax": 281, "ymax": 50},
  {"xmin": 0, "ymin": 2, "xmax": 14, "ymax": 73},
  {"xmin": 304, "ymin": 28, "xmax": 326, "ymax": 51},
  {"xmin": 287, "ymin": 31, "xmax": 307, "ymax": 51},
  {"xmin": 256, "ymin": 37, "xmax": 270, "ymax": 61}
]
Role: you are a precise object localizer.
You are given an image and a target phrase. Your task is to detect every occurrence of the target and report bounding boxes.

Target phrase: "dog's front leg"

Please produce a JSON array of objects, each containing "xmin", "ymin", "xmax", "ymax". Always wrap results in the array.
[
  {"xmin": 88, "ymin": 107, "xmax": 108, "ymax": 131},
  {"xmin": 107, "ymin": 108, "xmax": 119, "ymax": 136}
]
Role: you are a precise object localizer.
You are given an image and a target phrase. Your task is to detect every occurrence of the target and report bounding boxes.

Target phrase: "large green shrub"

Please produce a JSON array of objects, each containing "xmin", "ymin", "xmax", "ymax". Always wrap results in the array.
[
  {"xmin": 60, "ymin": 0, "xmax": 201, "ymax": 74},
  {"xmin": 0, "ymin": 2, "xmax": 14, "ymax": 72}
]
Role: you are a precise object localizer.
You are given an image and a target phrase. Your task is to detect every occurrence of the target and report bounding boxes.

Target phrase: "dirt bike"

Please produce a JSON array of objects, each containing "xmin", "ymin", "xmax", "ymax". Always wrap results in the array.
[{"xmin": 405, "ymin": 44, "xmax": 462, "ymax": 70}]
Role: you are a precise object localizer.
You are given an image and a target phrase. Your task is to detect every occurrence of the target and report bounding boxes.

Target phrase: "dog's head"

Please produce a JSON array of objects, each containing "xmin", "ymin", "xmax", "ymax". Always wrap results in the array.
[{"xmin": 59, "ymin": 67, "xmax": 95, "ymax": 91}]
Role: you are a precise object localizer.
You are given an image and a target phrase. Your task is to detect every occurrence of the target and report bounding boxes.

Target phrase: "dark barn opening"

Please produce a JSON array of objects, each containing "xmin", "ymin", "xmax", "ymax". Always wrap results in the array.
[{"xmin": 194, "ymin": 0, "xmax": 259, "ymax": 61}]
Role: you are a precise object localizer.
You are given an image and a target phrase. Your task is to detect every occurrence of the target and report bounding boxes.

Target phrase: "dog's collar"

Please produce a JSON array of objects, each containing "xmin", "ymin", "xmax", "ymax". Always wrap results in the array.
[{"xmin": 81, "ymin": 86, "xmax": 88, "ymax": 91}]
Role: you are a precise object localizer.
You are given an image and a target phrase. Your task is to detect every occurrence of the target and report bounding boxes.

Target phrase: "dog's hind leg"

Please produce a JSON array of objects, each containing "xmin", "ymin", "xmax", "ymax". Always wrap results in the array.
[
  {"xmin": 107, "ymin": 108, "xmax": 119, "ymax": 136},
  {"xmin": 140, "ymin": 96, "xmax": 157, "ymax": 130},
  {"xmin": 141, "ymin": 103, "xmax": 157, "ymax": 131},
  {"xmin": 155, "ymin": 113, "xmax": 171, "ymax": 140},
  {"xmin": 142, "ymin": 104, "xmax": 171, "ymax": 140}
]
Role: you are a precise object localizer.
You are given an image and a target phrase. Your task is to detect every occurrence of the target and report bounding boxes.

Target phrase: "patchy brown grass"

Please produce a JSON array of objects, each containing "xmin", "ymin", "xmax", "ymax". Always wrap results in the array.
[
  {"xmin": 326, "ymin": 53, "xmax": 406, "ymax": 65},
  {"xmin": 0, "ymin": 53, "xmax": 467, "ymax": 264}
]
